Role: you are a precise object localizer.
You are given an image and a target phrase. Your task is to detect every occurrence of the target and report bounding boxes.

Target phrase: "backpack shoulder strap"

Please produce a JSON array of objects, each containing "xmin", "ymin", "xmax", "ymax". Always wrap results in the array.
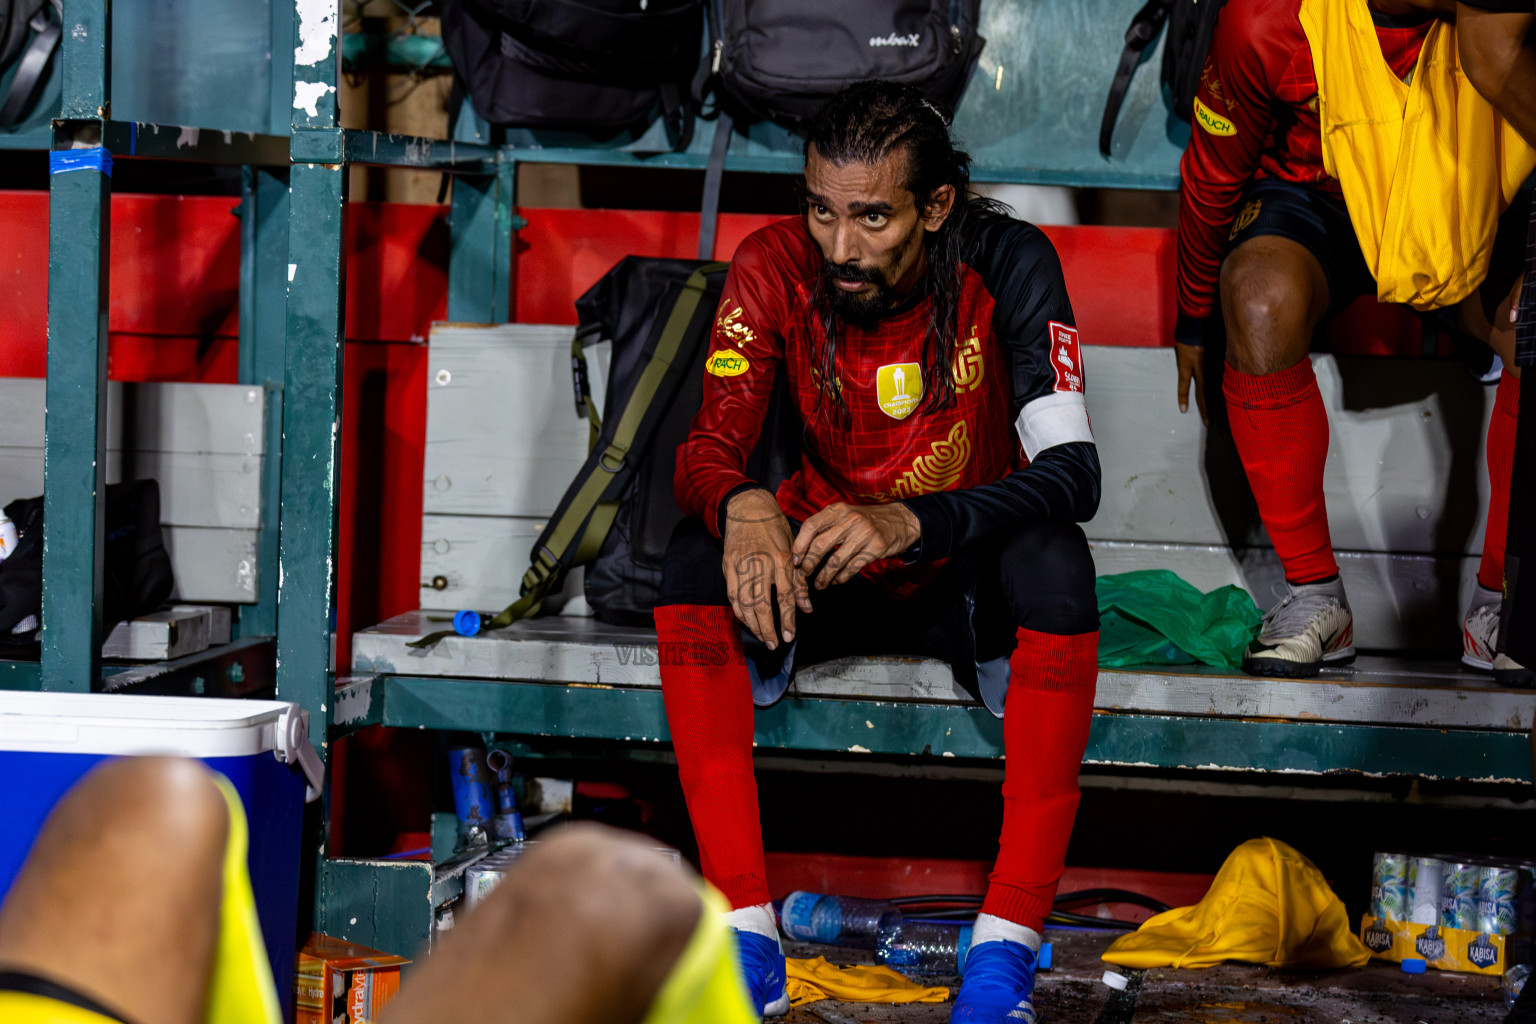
[
  {"xmin": 409, "ymin": 261, "xmax": 730, "ymax": 648},
  {"xmin": 1099, "ymin": 0, "xmax": 1172, "ymax": 157}
]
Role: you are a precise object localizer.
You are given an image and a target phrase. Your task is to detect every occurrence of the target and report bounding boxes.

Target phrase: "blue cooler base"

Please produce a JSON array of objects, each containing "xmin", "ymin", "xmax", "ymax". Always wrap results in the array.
[{"xmin": 0, "ymin": 751, "xmax": 306, "ymax": 1019}]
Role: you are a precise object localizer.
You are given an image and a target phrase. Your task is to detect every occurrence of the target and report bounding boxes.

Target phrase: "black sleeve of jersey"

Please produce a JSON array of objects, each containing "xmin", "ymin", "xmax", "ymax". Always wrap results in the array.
[{"xmin": 899, "ymin": 216, "xmax": 1102, "ymax": 561}]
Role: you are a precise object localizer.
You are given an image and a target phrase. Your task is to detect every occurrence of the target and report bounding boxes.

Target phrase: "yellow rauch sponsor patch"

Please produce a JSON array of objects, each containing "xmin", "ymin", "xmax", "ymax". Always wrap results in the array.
[
  {"xmin": 1193, "ymin": 96, "xmax": 1236, "ymax": 137},
  {"xmin": 705, "ymin": 350, "xmax": 751, "ymax": 377},
  {"xmin": 876, "ymin": 362, "xmax": 924, "ymax": 420}
]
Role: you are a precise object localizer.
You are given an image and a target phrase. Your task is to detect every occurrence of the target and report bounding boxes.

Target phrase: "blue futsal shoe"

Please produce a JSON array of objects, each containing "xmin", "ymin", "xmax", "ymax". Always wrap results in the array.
[
  {"xmin": 950, "ymin": 939, "xmax": 1039, "ymax": 1024},
  {"xmin": 731, "ymin": 929, "xmax": 790, "ymax": 1018}
]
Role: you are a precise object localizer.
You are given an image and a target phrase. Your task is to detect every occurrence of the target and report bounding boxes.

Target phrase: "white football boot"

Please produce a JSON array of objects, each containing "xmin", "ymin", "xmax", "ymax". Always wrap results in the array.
[
  {"xmin": 1461, "ymin": 585, "xmax": 1502, "ymax": 671},
  {"xmin": 1242, "ymin": 576, "xmax": 1355, "ymax": 678}
]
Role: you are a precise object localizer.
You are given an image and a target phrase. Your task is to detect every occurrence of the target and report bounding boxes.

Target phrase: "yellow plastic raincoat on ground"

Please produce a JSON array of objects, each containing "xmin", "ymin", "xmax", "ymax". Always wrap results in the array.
[
  {"xmin": 1299, "ymin": 0, "xmax": 1536, "ymax": 310},
  {"xmin": 1102, "ymin": 837, "xmax": 1370, "ymax": 970},
  {"xmin": 785, "ymin": 957, "xmax": 950, "ymax": 1007}
]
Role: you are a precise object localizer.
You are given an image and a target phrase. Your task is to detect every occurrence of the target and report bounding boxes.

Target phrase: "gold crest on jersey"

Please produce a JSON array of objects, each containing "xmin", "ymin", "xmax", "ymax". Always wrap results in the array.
[
  {"xmin": 950, "ymin": 327, "xmax": 985, "ymax": 392},
  {"xmin": 876, "ymin": 362, "xmax": 924, "ymax": 420}
]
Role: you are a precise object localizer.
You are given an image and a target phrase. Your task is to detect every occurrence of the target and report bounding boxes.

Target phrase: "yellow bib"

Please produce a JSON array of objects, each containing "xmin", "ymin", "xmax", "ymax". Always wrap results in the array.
[{"xmin": 1299, "ymin": 0, "xmax": 1536, "ymax": 310}]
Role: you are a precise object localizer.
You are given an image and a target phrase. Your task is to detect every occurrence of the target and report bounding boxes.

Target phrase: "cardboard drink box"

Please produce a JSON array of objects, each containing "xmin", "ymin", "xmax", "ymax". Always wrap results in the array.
[
  {"xmin": 296, "ymin": 935, "xmax": 411, "ymax": 1024},
  {"xmin": 1359, "ymin": 914, "xmax": 1524, "ymax": 976}
]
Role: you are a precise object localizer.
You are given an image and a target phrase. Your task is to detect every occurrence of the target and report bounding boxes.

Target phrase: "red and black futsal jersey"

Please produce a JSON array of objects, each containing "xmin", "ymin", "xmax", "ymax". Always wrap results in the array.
[
  {"xmin": 1176, "ymin": 0, "xmax": 1433, "ymax": 324},
  {"xmin": 674, "ymin": 213, "xmax": 1101, "ymax": 593}
]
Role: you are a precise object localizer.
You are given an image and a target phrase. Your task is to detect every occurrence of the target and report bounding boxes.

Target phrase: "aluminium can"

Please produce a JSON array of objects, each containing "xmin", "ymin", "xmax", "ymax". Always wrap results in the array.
[
  {"xmin": 1477, "ymin": 865, "xmax": 1520, "ymax": 936},
  {"xmin": 1371, "ymin": 852, "xmax": 1411, "ymax": 922},
  {"xmin": 1440, "ymin": 862, "xmax": 1482, "ymax": 930},
  {"xmin": 1409, "ymin": 857, "xmax": 1446, "ymax": 926}
]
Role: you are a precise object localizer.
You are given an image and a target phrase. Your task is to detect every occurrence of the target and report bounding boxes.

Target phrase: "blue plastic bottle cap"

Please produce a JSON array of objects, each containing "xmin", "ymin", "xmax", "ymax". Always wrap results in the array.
[
  {"xmin": 1401, "ymin": 958, "xmax": 1428, "ymax": 974},
  {"xmin": 1038, "ymin": 943, "xmax": 1053, "ymax": 971},
  {"xmin": 453, "ymin": 610, "xmax": 482, "ymax": 636}
]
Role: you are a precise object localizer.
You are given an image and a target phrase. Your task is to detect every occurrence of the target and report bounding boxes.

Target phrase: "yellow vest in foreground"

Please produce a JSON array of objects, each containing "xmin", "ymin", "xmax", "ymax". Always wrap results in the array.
[{"xmin": 1299, "ymin": 0, "xmax": 1536, "ymax": 310}]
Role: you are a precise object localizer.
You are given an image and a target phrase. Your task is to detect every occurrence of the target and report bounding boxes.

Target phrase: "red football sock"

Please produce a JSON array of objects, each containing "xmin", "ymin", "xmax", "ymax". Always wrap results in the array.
[
  {"xmin": 982, "ymin": 628, "xmax": 1099, "ymax": 932},
  {"xmin": 655, "ymin": 603, "xmax": 769, "ymax": 910},
  {"xmin": 1478, "ymin": 371, "xmax": 1521, "ymax": 591},
  {"xmin": 1224, "ymin": 359, "xmax": 1339, "ymax": 584}
]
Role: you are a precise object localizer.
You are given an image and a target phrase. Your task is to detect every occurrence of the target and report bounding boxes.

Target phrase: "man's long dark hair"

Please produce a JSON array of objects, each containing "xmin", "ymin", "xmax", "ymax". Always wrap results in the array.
[{"xmin": 803, "ymin": 80, "xmax": 1006, "ymax": 427}]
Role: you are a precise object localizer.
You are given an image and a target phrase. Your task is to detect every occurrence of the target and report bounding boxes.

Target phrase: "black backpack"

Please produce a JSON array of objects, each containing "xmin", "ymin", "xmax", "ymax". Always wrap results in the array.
[
  {"xmin": 1099, "ymin": 0, "xmax": 1228, "ymax": 156},
  {"xmin": 706, "ymin": 0, "xmax": 985, "ymax": 128},
  {"xmin": 439, "ymin": 0, "xmax": 704, "ymax": 144},
  {"xmin": 0, "ymin": 479, "xmax": 176, "ymax": 653},
  {"xmin": 0, "ymin": 0, "xmax": 59, "ymax": 130},
  {"xmin": 410, "ymin": 256, "xmax": 797, "ymax": 646}
]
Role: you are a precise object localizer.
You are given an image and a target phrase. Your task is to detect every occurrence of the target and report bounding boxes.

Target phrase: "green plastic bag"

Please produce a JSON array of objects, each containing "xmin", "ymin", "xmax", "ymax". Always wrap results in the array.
[{"xmin": 1096, "ymin": 570, "xmax": 1262, "ymax": 669}]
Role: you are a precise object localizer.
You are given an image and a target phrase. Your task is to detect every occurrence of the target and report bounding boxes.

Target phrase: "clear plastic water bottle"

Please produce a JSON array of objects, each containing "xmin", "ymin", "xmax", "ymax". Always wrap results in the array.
[
  {"xmin": 1506, "ymin": 963, "xmax": 1530, "ymax": 1009},
  {"xmin": 780, "ymin": 891, "xmax": 902, "ymax": 947},
  {"xmin": 876, "ymin": 919, "xmax": 974, "ymax": 975}
]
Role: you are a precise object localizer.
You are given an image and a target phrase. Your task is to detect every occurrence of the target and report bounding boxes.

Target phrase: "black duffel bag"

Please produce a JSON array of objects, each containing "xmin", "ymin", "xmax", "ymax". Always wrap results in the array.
[
  {"xmin": 439, "ymin": 0, "xmax": 704, "ymax": 143},
  {"xmin": 707, "ymin": 0, "xmax": 985, "ymax": 128}
]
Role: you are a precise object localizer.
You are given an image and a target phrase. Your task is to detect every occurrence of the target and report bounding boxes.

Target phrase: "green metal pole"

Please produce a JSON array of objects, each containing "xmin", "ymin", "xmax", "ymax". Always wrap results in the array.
[
  {"xmin": 279, "ymin": 0, "xmax": 344, "ymax": 760},
  {"xmin": 446, "ymin": 156, "xmax": 515, "ymax": 324},
  {"xmin": 238, "ymin": 167, "xmax": 290, "ymax": 640},
  {"xmin": 41, "ymin": 0, "xmax": 114, "ymax": 691}
]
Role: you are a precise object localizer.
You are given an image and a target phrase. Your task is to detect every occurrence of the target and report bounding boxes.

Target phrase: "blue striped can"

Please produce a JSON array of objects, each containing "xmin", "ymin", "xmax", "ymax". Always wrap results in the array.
[
  {"xmin": 1477, "ymin": 866, "xmax": 1519, "ymax": 936},
  {"xmin": 1440, "ymin": 862, "xmax": 1481, "ymax": 930}
]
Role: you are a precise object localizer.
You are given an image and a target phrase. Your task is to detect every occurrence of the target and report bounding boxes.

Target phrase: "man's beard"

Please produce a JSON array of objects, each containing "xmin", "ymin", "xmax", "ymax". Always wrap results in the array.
[{"xmin": 822, "ymin": 259, "xmax": 897, "ymax": 329}]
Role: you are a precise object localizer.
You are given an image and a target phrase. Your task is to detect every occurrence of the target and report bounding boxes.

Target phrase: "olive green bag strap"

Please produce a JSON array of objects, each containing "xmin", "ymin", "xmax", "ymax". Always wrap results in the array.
[{"xmin": 410, "ymin": 262, "xmax": 728, "ymax": 648}]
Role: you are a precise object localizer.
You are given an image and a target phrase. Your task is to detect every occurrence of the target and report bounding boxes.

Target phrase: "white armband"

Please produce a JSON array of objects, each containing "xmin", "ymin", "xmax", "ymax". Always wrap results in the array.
[{"xmin": 1014, "ymin": 392, "xmax": 1094, "ymax": 461}]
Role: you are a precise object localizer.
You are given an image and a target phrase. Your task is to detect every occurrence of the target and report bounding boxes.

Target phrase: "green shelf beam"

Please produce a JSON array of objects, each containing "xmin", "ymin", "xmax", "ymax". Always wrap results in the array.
[
  {"xmin": 93, "ymin": 120, "xmax": 290, "ymax": 165},
  {"xmin": 497, "ymin": 144, "xmax": 1180, "ymax": 190},
  {"xmin": 372, "ymin": 676, "xmax": 1534, "ymax": 785},
  {"xmin": 289, "ymin": 127, "xmax": 498, "ymax": 172}
]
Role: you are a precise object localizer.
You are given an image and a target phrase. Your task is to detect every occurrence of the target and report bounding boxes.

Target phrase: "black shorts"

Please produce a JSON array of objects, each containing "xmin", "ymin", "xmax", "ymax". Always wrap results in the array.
[
  {"xmin": 1224, "ymin": 177, "xmax": 1378, "ymax": 320},
  {"xmin": 1226, "ymin": 176, "xmax": 1534, "ymax": 330},
  {"xmin": 660, "ymin": 517, "xmax": 1098, "ymax": 716}
]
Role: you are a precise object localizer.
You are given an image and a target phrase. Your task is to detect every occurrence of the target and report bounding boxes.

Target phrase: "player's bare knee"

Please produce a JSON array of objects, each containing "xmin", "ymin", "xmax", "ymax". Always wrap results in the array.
[
  {"xmin": 80, "ymin": 757, "xmax": 228, "ymax": 863},
  {"xmin": 541, "ymin": 825, "xmax": 699, "ymax": 955}
]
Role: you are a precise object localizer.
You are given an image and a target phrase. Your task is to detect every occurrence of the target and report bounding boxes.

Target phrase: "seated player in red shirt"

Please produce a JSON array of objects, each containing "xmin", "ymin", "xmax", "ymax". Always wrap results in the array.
[
  {"xmin": 657, "ymin": 82, "xmax": 1103, "ymax": 1021},
  {"xmin": 1172, "ymin": 0, "xmax": 1528, "ymax": 677}
]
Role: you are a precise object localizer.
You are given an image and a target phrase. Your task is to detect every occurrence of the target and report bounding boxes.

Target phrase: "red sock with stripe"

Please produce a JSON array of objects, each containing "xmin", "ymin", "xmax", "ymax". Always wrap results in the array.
[
  {"xmin": 982, "ymin": 628, "xmax": 1099, "ymax": 932},
  {"xmin": 1479, "ymin": 371, "xmax": 1521, "ymax": 591},
  {"xmin": 1224, "ymin": 359, "xmax": 1339, "ymax": 584},
  {"xmin": 655, "ymin": 603, "xmax": 770, "ymax": 910}
]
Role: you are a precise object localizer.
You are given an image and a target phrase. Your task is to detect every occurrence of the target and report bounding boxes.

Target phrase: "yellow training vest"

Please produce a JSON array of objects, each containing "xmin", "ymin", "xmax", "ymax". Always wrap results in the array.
[{"xmin": 1299, "ymin": 0, "xmax": 1536, "ymax": 310}]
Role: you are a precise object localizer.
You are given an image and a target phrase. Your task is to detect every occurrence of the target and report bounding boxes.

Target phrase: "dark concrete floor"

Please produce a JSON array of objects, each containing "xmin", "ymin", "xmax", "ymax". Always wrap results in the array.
[{"xmin": 782, "ymin": 929, "xmax": 1510, "ymax": 1023}]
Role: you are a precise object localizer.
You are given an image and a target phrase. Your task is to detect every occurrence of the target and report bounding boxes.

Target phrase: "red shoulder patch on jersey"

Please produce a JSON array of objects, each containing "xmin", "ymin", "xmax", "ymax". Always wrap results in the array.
[{"xmin": 1048, "ymin": 322, "xmax": 1084, "ymax": 393}]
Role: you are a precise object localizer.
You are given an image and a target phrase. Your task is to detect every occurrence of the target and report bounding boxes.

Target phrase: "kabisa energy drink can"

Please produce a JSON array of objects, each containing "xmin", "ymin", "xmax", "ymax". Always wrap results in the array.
[
  {"xmin": 1409, "ymin": 857, "xmax": 1446, "ymax": 926},
  {"xmin": 1372, "ymin": 853, "xmax": 1411, "ymax": 922},
  {"xmin": 1441, "ymin": 862, "xmax": 1482, "ymax": 930},
  {"xmin": 1478, "ymin": 866, "xmax": 1520, "ymax": 936}
]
